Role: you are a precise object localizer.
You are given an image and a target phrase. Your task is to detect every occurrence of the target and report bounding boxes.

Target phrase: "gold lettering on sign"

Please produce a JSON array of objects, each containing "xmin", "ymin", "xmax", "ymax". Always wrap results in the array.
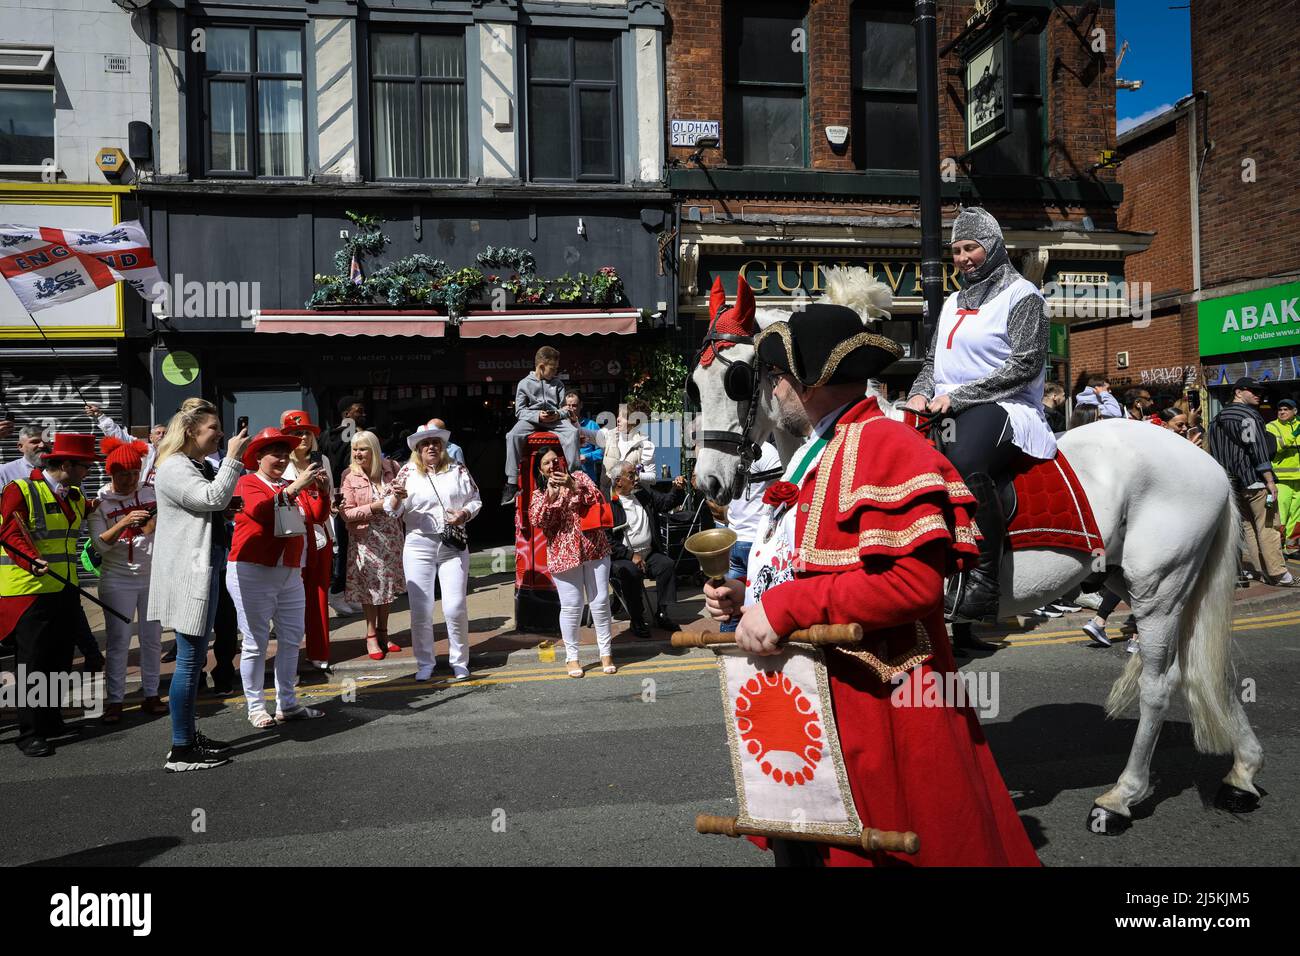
[
  {"xmin": 808, "ymin": 261, "xmax": 826, "ymax": 293},
  {"xmin": 944, "ymin": 263, "xmax": 961, "ymax": 293},
  {"xmin": 776, "ymin": 261, "xmax": 804, "ymax": 294},
  {"xmin": 882, "ymin": 262, "xmax": 906, "ymax": 293},
  {"xmin": 738, "ymin": 259, "xmax": 769, "ymax": 293}
]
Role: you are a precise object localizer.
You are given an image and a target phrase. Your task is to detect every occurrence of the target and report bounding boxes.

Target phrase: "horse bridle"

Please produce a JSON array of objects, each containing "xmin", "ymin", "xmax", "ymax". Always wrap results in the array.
[{"xmin": 688, "ymin": 298, "xmax": 773, "ymax": 491}]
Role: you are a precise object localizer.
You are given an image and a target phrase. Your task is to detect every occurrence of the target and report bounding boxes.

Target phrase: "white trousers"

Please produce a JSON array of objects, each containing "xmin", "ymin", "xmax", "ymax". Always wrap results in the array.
[
  {"xmin": 227, "ymin": 562, "xmax": 306, "ymax": 716},
  {"xmin": 99, "ymin": 575, "xmax": 163, "ymax": 703},
  {"xmin": 404, "ymin": 535, "xmax": 471, "ymax": 672},
  {"xmin": 552, "ymin": 557, "xmax": 612, "ymax": 662}
]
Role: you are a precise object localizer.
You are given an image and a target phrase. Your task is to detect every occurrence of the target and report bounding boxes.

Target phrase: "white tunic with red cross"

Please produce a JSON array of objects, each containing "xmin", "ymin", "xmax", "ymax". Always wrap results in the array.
[{"xmin": 932, "ymin": 276, "xmax": 1058, "ymax": 460}]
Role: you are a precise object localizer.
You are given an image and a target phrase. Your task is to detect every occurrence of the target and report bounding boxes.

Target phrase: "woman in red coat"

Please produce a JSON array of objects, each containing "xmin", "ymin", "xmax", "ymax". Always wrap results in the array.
[
  {"xmin": 280, "ymin": 409, "xmax": 335, "ymax": 673},
  {"xmin": 228, "ymin": 428, "xmax": 331, "ymax": 728}
]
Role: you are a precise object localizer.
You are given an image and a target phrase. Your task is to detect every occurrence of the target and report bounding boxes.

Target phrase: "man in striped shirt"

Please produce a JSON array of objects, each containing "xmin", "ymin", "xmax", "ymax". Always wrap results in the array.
[{"xmin": 1208, "ymin": 378, "xmax": 1295, "ymax": 587}]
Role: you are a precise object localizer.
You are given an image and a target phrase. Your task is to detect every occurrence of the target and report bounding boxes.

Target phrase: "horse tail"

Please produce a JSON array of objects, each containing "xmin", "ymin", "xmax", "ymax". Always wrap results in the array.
[
  {"xmin": 1177, "ymin": 493, "xmax": 1242, "ymax": 754},
  {"xmin": 1104, "ymin": 651, "xmax": 1142, "ymax": 719}
]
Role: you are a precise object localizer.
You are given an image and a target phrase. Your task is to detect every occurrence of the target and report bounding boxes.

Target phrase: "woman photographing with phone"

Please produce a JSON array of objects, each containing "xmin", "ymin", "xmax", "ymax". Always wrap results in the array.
[
  {"xmin": 528, "ymin": 448, "xmax": 615, "ymax": 677},
  {"xmin": 388, "ymin": 420, "xmax": 481, "ymax": 682},
  {"xmin": 228, "ymin": 428, "xmax": 330, "ymax": 728},
  {"xmin": 149, "ymin": 398, "xmax": 249, "ymax": 771},
  {"xmin": 280, "ymin": 409, "xmax": 335, "ymax": 674}
]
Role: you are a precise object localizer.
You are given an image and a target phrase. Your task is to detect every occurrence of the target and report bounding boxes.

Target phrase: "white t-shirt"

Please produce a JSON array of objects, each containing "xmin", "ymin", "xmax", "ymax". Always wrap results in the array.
[{"xmin": 726, "ymin": 442, "xmax": 783, "ymax": 544}]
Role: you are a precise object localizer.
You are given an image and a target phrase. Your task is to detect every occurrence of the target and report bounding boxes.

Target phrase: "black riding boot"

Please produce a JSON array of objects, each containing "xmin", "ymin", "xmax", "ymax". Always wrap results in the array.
[{"xmin": 945, "ymin": 472, "xmax": 1005, "ymax": 624}]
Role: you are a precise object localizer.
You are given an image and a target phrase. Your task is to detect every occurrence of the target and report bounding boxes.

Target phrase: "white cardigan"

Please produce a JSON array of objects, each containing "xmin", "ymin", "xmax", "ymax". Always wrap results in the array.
[{"xmin": 147, "ymin": 454, "xmax": 241, "ymax": 635}]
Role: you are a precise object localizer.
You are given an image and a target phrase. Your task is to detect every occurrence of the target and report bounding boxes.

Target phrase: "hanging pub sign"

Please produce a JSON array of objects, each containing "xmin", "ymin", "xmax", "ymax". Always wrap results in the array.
[{"xmin": 964, "ymin": 27, "xmax": 1013, "ymax": 154}]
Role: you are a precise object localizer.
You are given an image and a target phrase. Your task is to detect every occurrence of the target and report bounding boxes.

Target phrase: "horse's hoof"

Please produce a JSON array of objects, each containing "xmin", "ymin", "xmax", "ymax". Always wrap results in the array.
[
  {"xmin": 1214, "ymin": 784, "xmax": 1260, "ymax": 814},
  {"xmin": 1087, "ymin": 804, "xmax": 1131, "ymax": 835}
]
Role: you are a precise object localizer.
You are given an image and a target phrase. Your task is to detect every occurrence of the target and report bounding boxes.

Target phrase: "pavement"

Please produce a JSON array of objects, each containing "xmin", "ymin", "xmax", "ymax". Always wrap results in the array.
[{"xmin": 58, "ymin": 550, "xmax": 1300, "ymax": 691}]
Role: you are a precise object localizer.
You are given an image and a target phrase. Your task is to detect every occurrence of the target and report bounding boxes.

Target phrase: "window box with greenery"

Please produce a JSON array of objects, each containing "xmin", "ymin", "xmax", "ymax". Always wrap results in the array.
[
  {"xmin": 197, "ymin": 24, "xmax": 306, "ymax": 178},
  {"xmin": 851, "ymin": 0, "xmax": 918, "ymax": 172},
  {"xmin": 370, "ymin": 31, "xmax": 468, "ymax": 181},
  {"xmin": 0, "ymin": 84, "xmax": 55, "ymax": 173},
  {"xmin": 526, "ymin": 33, "xmax": 620, "ymax": 182},
  {"xmin": 723, "ymin": 1, "xmax": 809, "ymax": 168}
]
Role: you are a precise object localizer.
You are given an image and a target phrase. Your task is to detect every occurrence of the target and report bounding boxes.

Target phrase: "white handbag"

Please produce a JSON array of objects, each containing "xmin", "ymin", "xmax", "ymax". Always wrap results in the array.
[{"xmin": 273, "ymin": 491, "xmax": 307, "ymax": 538}]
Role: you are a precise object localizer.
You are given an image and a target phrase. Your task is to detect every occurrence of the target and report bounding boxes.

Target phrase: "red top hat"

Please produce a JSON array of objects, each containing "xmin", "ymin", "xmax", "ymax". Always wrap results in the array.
[
  {"xmin": 42, "ymin": 433, "xmax": 99, "ymax": 463},
  {"xmin": 280, "ymin": 409, "xmax": 321, "ymax": 436},
  {"xmin": 242, "ymin": 428, "xmax": 298, "ymax": 470}
]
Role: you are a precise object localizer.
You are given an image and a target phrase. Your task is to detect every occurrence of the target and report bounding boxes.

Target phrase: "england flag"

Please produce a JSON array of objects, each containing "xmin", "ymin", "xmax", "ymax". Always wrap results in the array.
[{"xmin": 0, "ymin": 220, "xmax": 164, "ymax": 313}]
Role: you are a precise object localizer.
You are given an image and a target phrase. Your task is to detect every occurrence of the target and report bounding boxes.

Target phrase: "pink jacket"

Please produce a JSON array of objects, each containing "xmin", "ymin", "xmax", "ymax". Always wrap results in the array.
[{"xmin": 341, "ymin": 458, "xmax": 400, "ymax": 530}]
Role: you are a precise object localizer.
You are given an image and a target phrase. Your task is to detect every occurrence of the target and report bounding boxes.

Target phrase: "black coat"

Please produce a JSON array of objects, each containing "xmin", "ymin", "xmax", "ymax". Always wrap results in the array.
[{"xmin": 607, "ymin": 484, "xmax": 685, "ymax": 562}]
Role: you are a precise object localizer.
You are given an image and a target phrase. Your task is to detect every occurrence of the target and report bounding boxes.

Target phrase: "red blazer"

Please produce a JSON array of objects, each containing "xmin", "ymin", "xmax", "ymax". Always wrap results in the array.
[{"xmin": 228, "ymin": 473, "xmax": 330, "ymax": 567}]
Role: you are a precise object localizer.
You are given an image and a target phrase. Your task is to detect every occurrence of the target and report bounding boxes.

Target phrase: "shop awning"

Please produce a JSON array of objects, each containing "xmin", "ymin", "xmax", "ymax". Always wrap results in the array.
[
  {"xmin": 252, "ymin": 310, "xmax": 447, "ymax": 337},
  {"xmin": 252, "ymin": 308, "xmax": 639, "ymax": 338},
  {"xmin": 457, "ymin": 309, "xmax": 639, "ymax": 338}
]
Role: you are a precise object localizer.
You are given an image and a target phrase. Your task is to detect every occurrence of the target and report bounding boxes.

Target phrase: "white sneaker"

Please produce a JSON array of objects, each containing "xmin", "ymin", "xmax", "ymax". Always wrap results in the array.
[
  {"xmin": 328, "ymin": 593, "xmax": 357, "ymax": 616},
  {"xmin": 1074, "ymin": 591, "xmax": 1104, "ymax": 611},
  {"xmin": 452, "ymin": 666, "xmax": 471, "ymax": 681},
  {"xmin": 1126, "ymin": 637, "xmax": 1140, "ymax": 655},
  {"xmin": 1082, "ymin": 620, "xmax": 1111, "ymax": 647},
  {"xmin": 414, "ymin": 665, "xmax": 434, "ymax": 682}
]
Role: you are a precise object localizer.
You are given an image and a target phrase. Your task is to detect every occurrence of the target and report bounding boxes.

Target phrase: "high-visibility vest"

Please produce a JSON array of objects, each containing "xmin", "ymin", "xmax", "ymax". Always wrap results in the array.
[
  {"xmin": 0, "ymin": 478, "xmax": 85, "ymax": 596},
  {"xmin": 1267, "ymin": 419, "xmax": 1300, "ymax": 481}
]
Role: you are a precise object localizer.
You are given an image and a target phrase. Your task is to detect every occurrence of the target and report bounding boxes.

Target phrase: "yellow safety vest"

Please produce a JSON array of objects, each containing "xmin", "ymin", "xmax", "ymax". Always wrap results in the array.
[
  {"xmin": 0, "ymin": 478, "xmax": 85, "ymax": 596},
  {"xmin": 1267, "ymin": 419, "xmax": 1300, "ymax": 481}
]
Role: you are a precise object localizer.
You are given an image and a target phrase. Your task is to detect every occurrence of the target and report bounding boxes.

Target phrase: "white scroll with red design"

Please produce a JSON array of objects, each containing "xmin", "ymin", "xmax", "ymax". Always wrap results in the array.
[{"xmin": 716, "ymin": 646, "xmax": 862, "ymax": 838}]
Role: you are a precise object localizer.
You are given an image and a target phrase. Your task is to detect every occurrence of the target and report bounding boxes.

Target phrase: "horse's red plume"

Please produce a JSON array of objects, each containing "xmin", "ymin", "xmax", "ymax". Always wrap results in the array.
[{"xmin": 708, "ymin": 275, "xmax": 726, "ymax": 321}]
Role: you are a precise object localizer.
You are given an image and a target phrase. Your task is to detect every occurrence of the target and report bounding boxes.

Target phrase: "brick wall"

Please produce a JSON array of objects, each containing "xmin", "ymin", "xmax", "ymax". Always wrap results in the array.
[
  {"xmin": 1117, "ymin": 116, "xmax": 1192, "ymax": 297},
  {"xmin": 1191, "ymin": 0, "xmax": 1300, "ymax": 291},
  {"xmin": 1069, "ymin": 303, "xmax": 1201, "ymax": 395},
  {"xmin": 666, "ymin": 0, "xmax": 1117, "ymax": 192}
]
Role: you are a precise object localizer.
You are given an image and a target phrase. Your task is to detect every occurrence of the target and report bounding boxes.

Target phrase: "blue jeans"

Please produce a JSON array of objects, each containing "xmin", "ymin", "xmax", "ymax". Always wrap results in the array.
[
  {"xmin": 169, "ymin": 548, "xmax": 225, "ymax": 746},
  {"xmin": 719, "ymin": 539, "xmax": 753, "ymax": 634}
]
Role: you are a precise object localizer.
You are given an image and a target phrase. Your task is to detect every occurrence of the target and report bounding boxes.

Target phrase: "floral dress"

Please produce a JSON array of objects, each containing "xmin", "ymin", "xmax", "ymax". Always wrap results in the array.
[
  {"xmin": 340, "ymin": 460, "xmax": 407, "ymax": 606},
  {"xmin": 528, "ymin": 470, "xmax": 611, "ymax": 574}
]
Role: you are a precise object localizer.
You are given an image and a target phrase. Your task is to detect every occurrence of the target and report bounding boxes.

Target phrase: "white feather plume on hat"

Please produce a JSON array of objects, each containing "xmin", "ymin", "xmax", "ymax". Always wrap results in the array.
[{"xmin": 817, "ymin": 266, "xmax": 892, "ymax": 325}]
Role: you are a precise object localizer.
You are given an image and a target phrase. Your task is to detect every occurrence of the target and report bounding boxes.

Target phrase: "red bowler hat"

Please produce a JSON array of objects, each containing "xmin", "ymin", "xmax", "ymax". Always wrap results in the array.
[
  {"xmin": 42, "ymin": 433, "xmax": 99, "ymax": 463},
  {"xmin": 280, "ymin": 409, "xmax": 321, "ymax": 436},
  {"xmin": 242, "ymin": 428, "xmax": 298, "ymax": 470}
]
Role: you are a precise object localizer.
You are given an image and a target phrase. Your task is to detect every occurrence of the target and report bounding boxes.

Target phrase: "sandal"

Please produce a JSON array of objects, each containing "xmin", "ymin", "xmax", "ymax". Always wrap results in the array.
[
  {"xmin": 379, "ymin": 628, "xmax": 400, "ymax": 653},
  {"xmin": 248, "ymin": 710, "xmax": 275, "ymax": 729},
  {"xmin": 601, "ymin": 655, "xmax": 617, "ymax": 675},
  {"xmin": 276, "ymin": 705, "xmax": 325, "ymax": 722},
  {"xmin": 566, "ymin": 660, "xmax": 585, "ymax": 678}
]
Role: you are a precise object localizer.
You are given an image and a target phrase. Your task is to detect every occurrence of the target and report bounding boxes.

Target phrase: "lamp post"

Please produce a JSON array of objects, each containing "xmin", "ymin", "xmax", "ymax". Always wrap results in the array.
[{"xmin": 914, "ymin": 0, "xmax": 944, "ymax": 347}]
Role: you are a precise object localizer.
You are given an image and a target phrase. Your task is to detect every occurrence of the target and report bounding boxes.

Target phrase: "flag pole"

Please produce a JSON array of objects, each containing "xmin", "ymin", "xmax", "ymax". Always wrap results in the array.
[{"xmin": 23, "ymin": 309, "xmax": 94, "ymax": 408}]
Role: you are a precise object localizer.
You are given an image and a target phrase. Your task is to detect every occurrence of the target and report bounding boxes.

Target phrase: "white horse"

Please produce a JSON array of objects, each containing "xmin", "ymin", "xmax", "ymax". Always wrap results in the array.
[{"xmin": 690, "ymin": 320, "xmax": 1263, "ymax": 835}]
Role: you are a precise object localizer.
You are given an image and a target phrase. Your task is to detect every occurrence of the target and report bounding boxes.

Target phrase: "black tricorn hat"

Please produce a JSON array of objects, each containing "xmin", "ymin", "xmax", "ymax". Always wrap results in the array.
[{"xmin": 755, "ymin": 303, "xmax": 902, "ymax": 387}]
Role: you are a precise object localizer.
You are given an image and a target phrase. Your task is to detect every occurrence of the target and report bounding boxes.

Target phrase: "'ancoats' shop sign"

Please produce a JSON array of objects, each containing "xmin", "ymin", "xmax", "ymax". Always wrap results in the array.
[{"xmin": 1198, "ymin": 280, "xmax": 1300, "ymax": 357}]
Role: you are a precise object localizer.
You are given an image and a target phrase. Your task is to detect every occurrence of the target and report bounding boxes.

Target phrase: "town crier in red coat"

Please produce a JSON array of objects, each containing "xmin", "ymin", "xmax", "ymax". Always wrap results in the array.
[{"xmin": 704, "ymin": 302, "xmax": 1040, "ymax": 867}]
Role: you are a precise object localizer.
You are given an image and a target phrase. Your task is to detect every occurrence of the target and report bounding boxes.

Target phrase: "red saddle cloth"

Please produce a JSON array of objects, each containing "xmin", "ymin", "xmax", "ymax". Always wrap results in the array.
[{"xmin": 1004, "ymin": 451, "xmax": 1101, "ymax": 554}]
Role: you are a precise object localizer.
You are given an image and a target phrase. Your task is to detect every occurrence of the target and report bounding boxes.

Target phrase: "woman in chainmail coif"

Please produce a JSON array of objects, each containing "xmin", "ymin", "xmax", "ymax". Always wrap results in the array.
[{"xmin": 905, "ymin": 207, "xmax": 1056, "ymax": 624}]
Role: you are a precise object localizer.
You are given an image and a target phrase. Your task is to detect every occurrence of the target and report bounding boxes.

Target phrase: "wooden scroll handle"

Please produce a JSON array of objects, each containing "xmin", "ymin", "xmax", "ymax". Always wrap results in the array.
[
  {"xmin": 695, "ymin": 814, "xmax": 920, "ymax": 856},
  {"xmin": 671, "ymin": 624, "xmax": 863, "ymax": 648}
]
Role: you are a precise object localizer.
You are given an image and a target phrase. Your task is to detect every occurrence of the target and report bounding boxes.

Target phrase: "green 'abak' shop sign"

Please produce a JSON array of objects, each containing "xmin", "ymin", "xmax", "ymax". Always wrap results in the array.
[{"xmin": 1198, "ymin": 280, "xmax": 1300, "ymax": 357}]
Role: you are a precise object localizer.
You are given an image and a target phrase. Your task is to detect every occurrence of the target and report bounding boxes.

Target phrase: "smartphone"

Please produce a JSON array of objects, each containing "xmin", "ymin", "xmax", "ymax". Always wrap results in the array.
[
  {"xmin": 3, "ymin": 410, "xmax": 14, "ymax": 423},
  {"xmin": 228, "ymin": 495, "xmax": 244, "ymax": 513},
  {"xmin": 1186, "ymin": 390, "xmax": 1201, "ymax": 411},
  {"xmin": 309, "ymin": 449, "xmax": 323, "ymax": 467},
  {"xmin": 237, "ymin": 415, "xmax": 249, "ymax": 434}
]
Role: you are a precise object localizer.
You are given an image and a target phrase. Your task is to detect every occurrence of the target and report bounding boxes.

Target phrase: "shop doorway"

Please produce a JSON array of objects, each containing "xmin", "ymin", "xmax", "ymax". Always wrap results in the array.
[{"xmin": 224, "ymin": 388, "xmax": 307, "ymax": 435}]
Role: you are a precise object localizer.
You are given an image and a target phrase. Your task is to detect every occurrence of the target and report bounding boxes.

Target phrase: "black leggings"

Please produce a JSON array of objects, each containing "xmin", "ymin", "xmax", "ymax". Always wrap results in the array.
[{"xmin": 939, "ymin": 402, "xmax": 1020, "ymax": 482}]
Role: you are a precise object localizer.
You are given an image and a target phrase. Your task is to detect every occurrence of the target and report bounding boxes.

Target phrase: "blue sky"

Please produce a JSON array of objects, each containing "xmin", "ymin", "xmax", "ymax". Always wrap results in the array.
[{"xmin": 1115, "ymin": 1, "xmax": 1192, "ymax": 134}]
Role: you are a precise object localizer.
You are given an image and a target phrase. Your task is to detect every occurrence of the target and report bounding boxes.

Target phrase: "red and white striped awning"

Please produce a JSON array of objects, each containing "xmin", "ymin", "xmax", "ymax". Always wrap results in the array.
[{"xmin": 252, "ymin": 308, "xmax": 639, "ymax": 338}]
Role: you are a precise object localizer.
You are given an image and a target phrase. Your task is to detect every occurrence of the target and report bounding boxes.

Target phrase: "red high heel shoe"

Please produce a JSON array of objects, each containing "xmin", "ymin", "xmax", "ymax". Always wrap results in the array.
[
  {"xmin": 379, "ymin": 628, "xmax": 400, "ymax": 653},
  {"xmin": 366, "ymin": 633, "xmax": 385, "ymax": 661}
]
